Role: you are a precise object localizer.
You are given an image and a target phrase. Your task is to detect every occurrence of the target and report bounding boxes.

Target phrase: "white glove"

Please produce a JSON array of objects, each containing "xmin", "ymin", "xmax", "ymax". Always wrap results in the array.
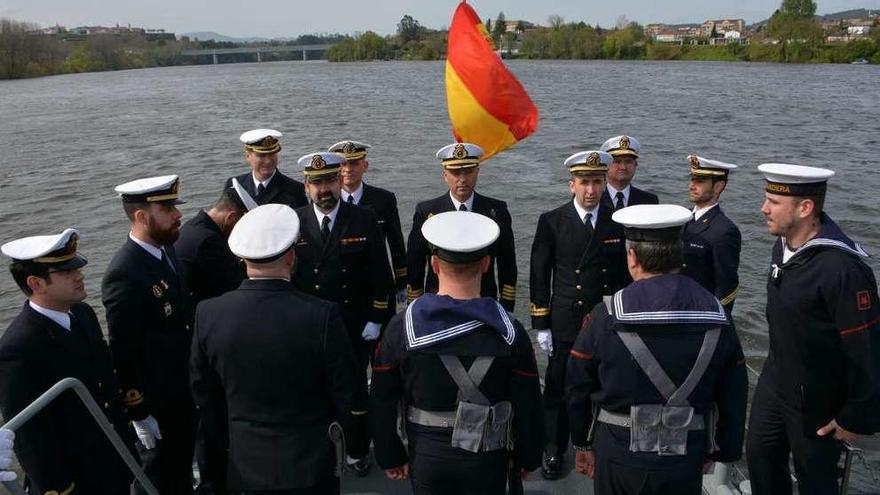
[
  {"xmin": 361, "ymin": 322, "xmax": 382, "ymax": 341},
  {"xmin": 132, "ymin": 415, "xmax": 162, "ymax": 450},
  {"xmin": 0, "ymin": 428, "xmax": 16, "ymax": 482},
  {"xmin": 536, "ymin": 330, "xmax": 554, "ymax": 354},
  {"xmin": 395, "ymin": 289, "xmax": 407, "ymax": 304}
]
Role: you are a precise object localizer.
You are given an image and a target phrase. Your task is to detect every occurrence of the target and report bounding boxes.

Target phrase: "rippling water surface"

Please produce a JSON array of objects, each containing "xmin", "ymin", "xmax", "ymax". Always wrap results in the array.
[{"xmin": 1, "ymin": 59, "xmax": 879, "ymax": 490}]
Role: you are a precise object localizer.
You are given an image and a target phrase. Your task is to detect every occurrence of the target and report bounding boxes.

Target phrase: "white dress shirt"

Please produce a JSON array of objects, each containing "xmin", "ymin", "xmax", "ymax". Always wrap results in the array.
[
  {"xmin": 693, "ymin": 203, "xmax": 719, "ymax": 221},
  {"xmin": 29, "ymin": 301, "xmax": 71, "ymax": 331},
  {"xmin": 129, "ymin": 233, "xmax": 163, "ymax": 260},
  {"xmin": 253, "ymin": 170, "xmax": 276, "ymax": 192},
  {"xmin": 572, "ymin": 199, "xmax": 599, "ymax": 229},
  {"xmin": 314, "ymin": 201, "xmax": 341, "ymax": 232},
  {"xmin": 449, "ymin": 192, "xmax": 475, "ymax": 212},
  {"xmin": 606, "ymin": 184, "xmax": 632, "ymax": 208},
  {"xmin": 341, "ymin": 183, "xmax": 364, "ymax": 205}
]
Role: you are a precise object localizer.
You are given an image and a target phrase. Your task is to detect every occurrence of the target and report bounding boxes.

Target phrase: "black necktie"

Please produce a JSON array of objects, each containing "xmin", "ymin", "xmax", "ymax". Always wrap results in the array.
[
  {"xmin": 615, "ymin": 191, "xmax": 625, "ymax": 210},
  {"xmin": 160, "ymin": 248, "xmax": 176, "ymax": 273},
  {"xmin": 459, "ymin": 204, "xmax": 468, "ymax": 212},
  {"xmin": 347, "ymin": 194, "xmax": 355, "ymax": 204},
  {"xmin": 584, "ymin": 212, "xmax": 594, "ymax": 238},
  {"xmin": 256, "ymin": 183, "xmax": 266, "ymax": 197},
  {"xmin": 321, "ymin": 216, "xmax": 331, "ymax": 241}
]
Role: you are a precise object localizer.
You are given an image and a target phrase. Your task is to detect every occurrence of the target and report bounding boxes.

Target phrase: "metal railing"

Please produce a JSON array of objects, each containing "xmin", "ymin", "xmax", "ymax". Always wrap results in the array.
[{"xmin": 1, "ymin": 377, "xmax": 158, "ymax": 495}]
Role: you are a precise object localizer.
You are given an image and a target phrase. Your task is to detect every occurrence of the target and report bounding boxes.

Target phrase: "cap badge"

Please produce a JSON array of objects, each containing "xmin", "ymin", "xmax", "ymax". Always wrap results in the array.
[
  {"xmin": 261, "ymin": 136, "xmax": 277, "ymax": 148},
  {"xmin": 587, "ymin": 152, "xmax": 600, "ymax": 167},
  {"xmin": 619, "ymin": 136, "xmax": 631, "ymax": 150},
  {"xmin": 689, "ymin": 155, "xmax": 700, "ymax": 167},
  {"xmin": 342, "ymin": 142, "xmax": 356, "ymax": 154},
  {"xmin": 152, "ymin": 285, "xmax": 163, "ymax": 298},
  {"xmin": 452, "ymin": 143, "xmax": 468, "ymax": 160},
  {"xmin": 311, "ymin": 154, "xmax": 327, "ymax": 170},
  {"xmin": 66, "ymin": 234, "xmax": 78, "ymax": 255}
]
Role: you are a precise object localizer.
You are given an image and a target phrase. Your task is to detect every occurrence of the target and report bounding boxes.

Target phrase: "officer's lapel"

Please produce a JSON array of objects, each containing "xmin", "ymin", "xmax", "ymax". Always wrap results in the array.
[
  {"xmin": 260, "ymin": 172, "xmax": 284, "ymax": 204},
  {"xmin": 239, "ymin": 173, "xmax": 257, "ymax": 198},
  {"xmin": 323, "ymin": 202, "xmax": 352, "ymax": 256},
  {"xmin": 301, "ymin": 209, "xmax": 325, "ymax": 252},
  {"xmin": 24, "ymin": 304, "xmax": 79, "ymax": 354},
  {"xmin": 576, "ymin": 204, "xmax": 608, "ymax": 267},
  {"xmin": 687, "ymin": 206, "xmax": 720, "ymax": 237}
]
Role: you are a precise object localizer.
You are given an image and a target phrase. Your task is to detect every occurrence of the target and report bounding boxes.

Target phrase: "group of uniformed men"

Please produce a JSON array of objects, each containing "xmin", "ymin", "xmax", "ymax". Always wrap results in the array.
[{"xmin": 0, "ymin": 128, "xmax": 878, "ymax": 495}]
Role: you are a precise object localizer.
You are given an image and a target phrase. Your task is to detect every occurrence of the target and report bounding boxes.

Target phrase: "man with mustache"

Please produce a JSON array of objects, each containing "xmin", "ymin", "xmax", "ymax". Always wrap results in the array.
[
  {"xmin": 406, "ymin": 143, "xmax": 517, "ymax": 312},
  {"xmin": 223, "ymin": 129, "xmax": 308, "ymax": 209},
  {"xmin": 529, "ymin": 151, "xmax": 630, "ymax": 479},
  {"xmin": 0, "ymin": 229, "xmax": 135, "ymax": 494},
  {"xmin": 599, "ymin": 135, "xmax": 658, "ymax": 210},
  {"xmin": 103, "ymin": 175, "xmax": 197, "ymax": 494},
  {"xmin": 292, "ymin": 152, "xmax": 393, "ymax": 477},
  {"xmin": 680, "ymin": 155, "xmax": 741, "ymax": 315}
]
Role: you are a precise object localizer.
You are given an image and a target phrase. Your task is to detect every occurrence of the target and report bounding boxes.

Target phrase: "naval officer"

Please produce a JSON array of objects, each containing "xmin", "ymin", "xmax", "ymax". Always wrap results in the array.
[
  {"xmin": 330, "ymin": 140, "xmax": 408, "ymax": 315},
  {"xmin": 567, "ymin": 204, "xmax": 748, "ymax": 494},
  {"xmin": 405, "ymin": 143, "xmax": 517, "ymax": 311},
  {"xmin": 102, "ymin": 175, "xmax": 197, "ymax": 494},
  {"xmin": 599, "ymin": 135, "xmax": 659, "ymax": 210},
  {"xmin": 528, "ymin": 150, "xmax": 630, "ymax": 479},
  {"xmin": 191, "ymin": 204, "xmax": 357, "ymax": 494},
  {"xmin": 0, "ymin": 229, "xmax": 135, "ymax": 494},
  {"xmin": 292, "ymin": 152, "xmax": 393, "ymax": 476},
  {"xmin": 372, "ymin": 211, "xmax": 543, "ymax": 494},
  {"xmin": 681, "ymin": 155, "xmax": 742, "ymax": 314},
  {"xmin": 223, "ymin": 129, "xmax": 308, "ymax": 209},
  {"xmin": 746, "ymin": 164, "xmax": 880, "ymax": 495}
]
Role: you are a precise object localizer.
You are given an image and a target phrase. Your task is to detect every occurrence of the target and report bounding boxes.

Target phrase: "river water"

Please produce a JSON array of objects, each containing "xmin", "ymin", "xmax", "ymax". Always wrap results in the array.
[{"xmin": 1, "ymin": 60, "xmax": 879, "ymax": 491}]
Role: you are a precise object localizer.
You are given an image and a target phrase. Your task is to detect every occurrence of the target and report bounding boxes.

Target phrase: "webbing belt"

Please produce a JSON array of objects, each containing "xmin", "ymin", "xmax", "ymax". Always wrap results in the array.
[{"xmin": 597, "ymin": 408, "xmax": 705, "ymax": 430}]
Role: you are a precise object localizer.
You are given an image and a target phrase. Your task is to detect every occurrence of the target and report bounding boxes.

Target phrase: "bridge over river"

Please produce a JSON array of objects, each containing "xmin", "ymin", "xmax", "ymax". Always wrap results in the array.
[{"xmin": 181, "ymin": 44, "xmax": 334, "ymax": 64}]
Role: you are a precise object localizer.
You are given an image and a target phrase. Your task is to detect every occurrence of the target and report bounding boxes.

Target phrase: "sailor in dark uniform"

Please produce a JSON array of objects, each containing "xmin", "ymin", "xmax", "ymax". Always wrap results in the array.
[
  {"xmin": 175, "ymin": 185, "xmax": 254, "ymax": 312},
  {"xmin": 223, "ymin": 129, "xmax": 308, "ymax": 209},
  {"xmin": 599, "ymin": 135, "xmax": 659, "ymax": 210},
  {"xmin": 406, "ymin": 143, "xmax": 517, "ymax": 311},
  {"xmin": 372, "ymin": 211, "xmax": 543, "ymax": 494},
  {"xmin": 191, "ymin": 204, "xmax": 357, "ymax": 495},
  {"xmin": 0, "ymin": 229, "xmax": 136, "ymax": 495},
  {"xmin": 330, "ymin": 140, "xmax": 408, "ymax": 316},
  {"xmin": 681, "ymin": 155, "xmax": 742, "ymax": 314},
  {"xmin": 746, "ymin": 164, "xmax": 880, "ymax": 495},
  {"xmin": 529, "ymin": 150, "xmax": 630, "ymax": 479},
  {"xmin": 292, "ymin": 152, "xmax": 393, "ymax": 477},
  {"xmin": 102, "ymin": 175, "xmax": 197, "ymax": 494},
  {"xmin": 567, "ymin": 204, "xmax": 748, "ymax": 495}
]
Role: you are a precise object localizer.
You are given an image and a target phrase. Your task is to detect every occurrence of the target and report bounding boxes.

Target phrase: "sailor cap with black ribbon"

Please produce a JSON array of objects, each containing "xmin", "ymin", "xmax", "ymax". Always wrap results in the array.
[
  {"xmin": 612, "ymin": 204, "xmax": 692, "ymax": 242},
  {"xmin": 688, "ymin": 155, "xmax": 738, "ymax": 178},
  {"xmin": 228, "ymin": 204, "xmax": 300, "ymax": 263},
  {"xmin": 1, "ymin": 228, "xmax": 87, "ymax": 270},
  {"xmin": 436, "ymin": 143, "xmax": 483, "ymax": 170},
  {"xmin": 329, "ymin": 140, "xmax": 371, "ymax": 161},
  {"xmin": 565, "ymin": 150, "xmax": 612, "ymax": 175},
  {"xmin": 600, "ymin": 135, "xmax": 641, "ymax": 158},
  {"xmin": 298, "ymin": 152, "xmax": 344, "ymax": 179},
  {"xmin": 422, "ymin": 211, "xmax": 499, "ymax": 263},
  {"xmin": 240, "ymin": 129, "xmax": 282, "ymax": 154},
  {"xmin": 115, "ymin": 175, "xmax": 185, "ymax": 204},
  {"xmin": 758, "ymin": 163, "xmax": 835, "ymax": 197}
]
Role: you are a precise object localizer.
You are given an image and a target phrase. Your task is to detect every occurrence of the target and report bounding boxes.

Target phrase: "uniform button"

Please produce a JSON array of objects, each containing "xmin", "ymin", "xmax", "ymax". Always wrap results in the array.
[
  {"xmin": 342, "ymin": 268, "xmax": 347, "ymax": 273},
  {"xmin": 315, "ymin": 285, "xmax": 320, "ymax": 290},
  {"xmin": 103, "ymin": 402, "xmax": 110, "ymax": 409},
  {"xmin": 344, "ymin": 300, "xmax": 349, "ymax": 304},
  {"xmin": 576, "ymin": 285, "xmax": 582, "ymax": 290},
  {"xmin": 601, "ymin": 269, "xmax": 606, "ymax": 273},
  {"xmin": 575, "ymin": 269, "xmax": 581, "ymax": 275},
  {"xmin": 603, "ymin": 284, "xmax": 608, "ymax": 289},
  {"xmin": 682, "ymin": 263, "xmax": 688, "ymax": 268},
  {"xmin": 314, "ymin": 268, "xmax": 319, "ymax": 274},
  {"xmin": 576, "ymin": 301, "xmax": 583, "ymax": 306},
  {"xmin": 342, "ymin": 285, "xmax": 347, "ymax": 289},
  {"xmin": 98, "ymin": 382, "xmax": 103, "ymax": 389}
]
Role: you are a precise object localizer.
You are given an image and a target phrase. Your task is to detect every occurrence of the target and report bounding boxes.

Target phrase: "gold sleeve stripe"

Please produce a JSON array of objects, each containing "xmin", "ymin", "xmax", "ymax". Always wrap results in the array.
[
  {"xmin": 351, "ymin": 410, "xmax": 369, "ymax": 416},
  {"xmin": 373, "ymin": 301, "xmax": 389, "ymax": 309},
  {"xmin": 719, "ymin": 287, "xmax": 738, "ymax": 306},
  {"xmin": 530, "ymin": 303, "xmax": 551, "ymax": 317}
]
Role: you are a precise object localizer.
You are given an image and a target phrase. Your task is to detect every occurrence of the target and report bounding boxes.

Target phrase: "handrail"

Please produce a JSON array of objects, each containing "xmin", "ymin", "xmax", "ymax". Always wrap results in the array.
[{"xmin": 1, "ymin": 377, "xmax": 158, "ymax": 495}]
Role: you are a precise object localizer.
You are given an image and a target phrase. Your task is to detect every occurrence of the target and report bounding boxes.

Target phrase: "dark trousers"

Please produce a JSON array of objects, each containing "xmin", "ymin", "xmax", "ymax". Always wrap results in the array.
[
  {"xmin": 746, "ymin": 380, "xmax": 842, "ymax": 495},
  {"xmin": 135, "ymin": 409, "xmax": 198, "ymax": 495},
  {"xmin": 406, "ymin": 424, "xmax": 507, "ymax": 495},
  {"xmin": 347, "ymin": 337, "xmax": 374, "ymax": 459},
  {"xmin": 231, "ymin": 476, "xmax": 339, "ymax": 495},
  {"xmin": 594, "ymin": 454, "xmax": 702, "ymax": 495},
  {"xmin": 543, "ymin": 340, "xmax": 573, "ymax": 457}
]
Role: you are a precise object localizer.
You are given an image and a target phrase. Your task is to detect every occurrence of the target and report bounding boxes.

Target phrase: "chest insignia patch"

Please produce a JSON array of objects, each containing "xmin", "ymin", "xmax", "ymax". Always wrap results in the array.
[
  {"xmin": 152, "ymin": 285, "xmax": 163, "ymax": 298},
  {"xmin": 164, "ymin": 302, "xmax": 173, "ymax": 317},
  {"xmin": 857, "ymin": 290, "xmax": 871, "ymax": 311}
]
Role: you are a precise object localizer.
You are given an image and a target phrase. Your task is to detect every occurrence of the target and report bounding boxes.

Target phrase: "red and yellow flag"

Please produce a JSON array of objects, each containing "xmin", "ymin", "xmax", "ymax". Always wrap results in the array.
[{"xmin": 446, "ymin": 1, "xmax": 539, "ymax": 160}]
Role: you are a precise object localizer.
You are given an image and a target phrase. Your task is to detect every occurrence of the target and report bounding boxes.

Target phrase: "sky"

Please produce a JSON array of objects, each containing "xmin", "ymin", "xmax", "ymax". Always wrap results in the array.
[{"xmin": 2, "ymin": 0, "xmax": 878, "ymax": 38}]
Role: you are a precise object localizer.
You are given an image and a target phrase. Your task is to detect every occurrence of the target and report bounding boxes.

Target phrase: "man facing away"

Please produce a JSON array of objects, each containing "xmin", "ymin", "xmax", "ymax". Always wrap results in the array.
[
  {"xmin": 406, "ymin": 143, "xmax": 517, "ymax": 311},
  {"xmin": 567, "ymin": 204, "xmax": 747, "ymax": 495},
  {"xmin": 0, "ymin": 229, "xmax": 135, "ymax": 494},
  {"xmin": 529, "ymin": 150, "xmax": 629, "ymax": 479},
  {"xmin": 191, "ymin": 204, "xmax": 357, "ymax": 494},
  {"xmin": 746, "ymin": 163, "xmax": 880, "ymax": 494},
  {"xmin": 372, "ymin": 211, "xmax": 543, "ymax": 494},
  {"xmin": 681, "ymin": 155, "xmax": 742, "ymax": 314}
]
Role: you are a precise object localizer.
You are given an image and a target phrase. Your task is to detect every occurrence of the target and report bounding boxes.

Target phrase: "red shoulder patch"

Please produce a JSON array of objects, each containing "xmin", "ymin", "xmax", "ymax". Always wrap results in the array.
[{"xmin": 857, "ymin": 290, "xmax": 871, "ymax": 311}]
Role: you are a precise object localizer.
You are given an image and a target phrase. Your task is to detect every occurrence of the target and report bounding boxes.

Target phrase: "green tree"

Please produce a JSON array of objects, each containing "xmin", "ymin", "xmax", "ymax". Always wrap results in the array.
[
  {"xmin": 397, "ymin": 14, "xmax": 422, "ymax": 43},
  {"xmin": 493, "ymin": 12, "xmax": 506, "ymax": 41},
  {"xmin": 782, "ymin": 0, "xmax": 817, "ymax": 18}
]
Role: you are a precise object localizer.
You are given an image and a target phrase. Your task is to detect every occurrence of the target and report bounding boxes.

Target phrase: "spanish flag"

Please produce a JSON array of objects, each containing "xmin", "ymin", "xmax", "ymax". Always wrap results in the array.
[{"xmin": 446, "ymin": 1, "xmax": 539, "ymax": 160}]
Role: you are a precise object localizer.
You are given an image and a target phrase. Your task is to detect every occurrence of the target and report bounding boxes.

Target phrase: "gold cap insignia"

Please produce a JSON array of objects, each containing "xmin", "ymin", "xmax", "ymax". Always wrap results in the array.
[
  {"xmin": 619, "ymin": 136, "xmax": 631, "ymax": 150},
  {"xmin": 689, "ymin": 155, "xmax": 700, "ymax": 167},
  {"xmin": 66, "ymin": 234, "xmax": 78, "ymax": 255},
  {"xmin": 261, "ymin": 136, "xmax": 277, "ymax": 148},
  {"xmin": 152, "ymin": 285, "xmax": 163, "ymax": 298},
  {"xmin": 452, "ymin": 143, "xmax": 468, "ymax": 159},
  {"xmin": 587, "ymin": 152, "xmax": 600, "ymax": 167},
  {"xmin": 342, "ymin": 142, "xmax": 356, "ymax": 154},
  {"xmin": 311, "ymin": 154, "xmax": 326, "ymax": 170}
]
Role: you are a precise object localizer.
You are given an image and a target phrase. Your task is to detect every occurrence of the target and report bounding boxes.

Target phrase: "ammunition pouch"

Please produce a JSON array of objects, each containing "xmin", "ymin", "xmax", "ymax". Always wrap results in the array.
[{"xmin": 450, "ymin": 400, "xmax": 512, "ymax": 453}]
